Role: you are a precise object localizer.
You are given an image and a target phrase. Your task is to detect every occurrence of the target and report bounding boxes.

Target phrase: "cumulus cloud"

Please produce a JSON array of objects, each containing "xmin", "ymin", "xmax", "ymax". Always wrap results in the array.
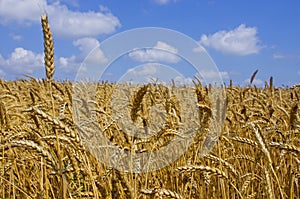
[
  {"xmin": 47, "ymin": 4, "xmax": 120, "ymax": 38},
  {"xmin": 193, "ymin": 45, "xmax": 206, "ymax": 53},
  {"xmin": 0, "ymin": 37, "xmax": 108, "ymax": 78},
  {"xmin": 197, "ymin": 70, "xmax": 229, "ymax": 83},
  {"xmin": 121, "ymin": 63, "xmax": 160, "ymax": 84},
  {"xmin": 73, "ymin": 37, "xmax": 107, "ymax": 63},
  {"xmin": 122, "ymin": 63, "xmax": 186, "ymax": 84},
  {"xmin": 126, "ymin": 63, "xmax": 158, "ymax": 77},
  {"xmin": 58, "ymin": 55, "xmax": 77, "ymax": 72},
  {"xmin": 0, "ymin": 0, "xmax": 120, "ymax": 38},
  {"xmin": 173, "ymin": 76, "xmax": 193, "ymax": 85},
  {"xmin": 199, "ymin": 24, "xmax": 264, "ymax": 56},
  {"xmin": 0, "ymin": 48, "xmax": 43, "ymax": 75},
  {"xmin": 58, "ymin": 37, "xmax": 107, "ymax": 72},
  {"xmin": 0, "ymin": 36, "xmax": 108, "ymax": 78},
  {"xmin": 128, "ymin": 41, "xmax": 180, "ymax": 63},
  {"xmin": 52, "ymin": 0, "xmax": 79, "ymax": 8},
  {"xmin": 0, "ymin": 0, "xmax": 43, "ymax": 24},
  {"xmin": 121, "ymin": 63, "xmax": 199, "ymax": 85}
]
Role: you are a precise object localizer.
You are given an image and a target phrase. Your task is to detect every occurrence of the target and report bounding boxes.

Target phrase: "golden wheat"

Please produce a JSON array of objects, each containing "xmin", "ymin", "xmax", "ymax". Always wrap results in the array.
[
  {"xmin": 41, "ymin": 14, "xmax": 55, "ymax": 80},
  {"xmin": 0, "ymin": 13, "xmax": 299, "ymax": 199}
]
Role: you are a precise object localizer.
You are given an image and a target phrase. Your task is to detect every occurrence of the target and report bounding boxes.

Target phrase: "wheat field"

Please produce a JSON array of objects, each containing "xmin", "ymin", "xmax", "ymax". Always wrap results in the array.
[{"xmin": 0, "ymin": 14, "xmax": 299, "ymax": 199}]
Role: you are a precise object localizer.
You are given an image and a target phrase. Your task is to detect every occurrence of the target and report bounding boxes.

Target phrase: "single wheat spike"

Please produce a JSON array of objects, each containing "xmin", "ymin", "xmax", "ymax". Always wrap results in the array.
[
  {"xmin": 250, "ymin": 69, "xmax": 258, "ymax": 85},
  {"xmin": 269, "ymin": 76, "xmax": 273, "ymax": 90},
  {"xmin": 176, "ymin": 165, "xmax": 228, "ymax": 180},
  {"xmin": 241, "ymin": 174, "xmax": 254, "ymax": 194},
  {"xmin": 9, "ymin": 140, "xmax": 57, "ymax": 170},
  {"xmin": 141, "ymin": 187, "xmax": 184, "ymax": 199},
  {"xmin": 269, "ymin": 142, "xmax": 300, "ymax": 154},
  {"xmin": 203, "ymin": 154, "xmax": 239, "ymax": 178},
  {"xmin": 41, "ymin": 14, "xmax": 55, "ymax": 80},
  {"xmin": 229, "ymin": 136, "xmax": 258, "ymax": 148},
  {"xmin": 177, "ymin": 165, "xmax": 243, "ymax": 198},
  {"xmin": 26, "ymin": 106, "xmax": 77, "ymax": 139}
]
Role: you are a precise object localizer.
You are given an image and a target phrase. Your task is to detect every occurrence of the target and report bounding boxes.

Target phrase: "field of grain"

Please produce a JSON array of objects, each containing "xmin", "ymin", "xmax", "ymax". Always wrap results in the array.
[
  {"xmin": 0, "ymin": 14, "xmax": 299, "ymax": 199},
  {"xmin": 0, "ymin": 77, "xmax": 299, "ymax": 199}
]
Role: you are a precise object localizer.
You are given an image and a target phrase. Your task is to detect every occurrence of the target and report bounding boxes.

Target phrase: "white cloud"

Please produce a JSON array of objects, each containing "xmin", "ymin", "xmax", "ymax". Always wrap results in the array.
[
  {"xmin": 153, "ymin": 0, "xmax": 177, "ymax": 5},
  {"xmin": 128, "ymin": 41, "xmax": 180, "ymax": 63},
  {"xmin": 99, "ymin": 5, "xmax": 111, "ymax": 12},
  {"xmin": 58, "ymin": 37, "xmax": 107, "ymax": 72},
  {"xmin": 0, "ymin": 36, "xmax": 108, "ymax": 78},
  {"xmin": 72, "ymin": 37, "xmax": 107, "ymax": 64},
  {"xmin": 0, "ymin": 48, "xmax": 43, "ymax": 75},
  {"xmin": 273, "ymin": 53, "xmax": 285, "ymax": 59},
  {"xmin": 193, "ymin": 70, "xmax": 229, "ymax": 85},
  {"xmin": 126, "ymin": 63, "xmax": 158, "ymax": 76},
  {"xmin": 10, "ymin": 33, "xmax": 22, "ymax": 41},
  {"xmin": 0, "ymin": 0, "xmax": 43, "ymax": 24},
  {"xmin": 47, "ymin": 4, "xmax": 120, "ymax": 38},
  {"xmin": 121, "ymin": 63, "xmax": 160, "ymax": 84},
  {"xmin": 173, "ymin": 76, "xmax": 193, "ymax": 85},
  {"xmin": 153, "ymin": 0, "xmax": 170, "ymax": 5},
  {"xmin": 53, "ymin": 0, "xmax": 79, "ymax": 8},
  {"xmin": 122, "ymin": 63, "xmax": 187, "ymax": 84},
  {"xmin": 199, "ymin": 24, "xmax": 264, "ymax": 56},
  {"xmin": 198, "ymin": 70, "xmax": 229, "ymax": 80},
  {"xmin": 273, "ymin": 53, "xmax": 300, "ymax": 59},
  {"xmin": 193, "ymin": 45, "xmax": 206, "ymax": 53},
  {"xmin": 0, "ymin": 0, "xmax": 120, "ymax": 38},
  {"xmin": 155, "ymin": 41, "xmax": 178, "ymax": 54},
  {"xmin": 58, "ymin": 55, "xmax": 77, "ymax": 72}
]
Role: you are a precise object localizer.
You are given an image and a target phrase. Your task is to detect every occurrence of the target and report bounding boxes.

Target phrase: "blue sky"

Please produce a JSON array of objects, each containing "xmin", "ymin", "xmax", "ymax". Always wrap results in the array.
[{"xmin": 0, "ymin": 0, "xmax": 299, "ymax": 86}]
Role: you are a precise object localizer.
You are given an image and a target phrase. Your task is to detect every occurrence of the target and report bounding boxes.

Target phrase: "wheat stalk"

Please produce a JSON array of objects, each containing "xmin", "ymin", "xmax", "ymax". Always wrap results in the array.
[{"xmin": 250, "ymin": 123, "xmax": 285, "ymax": 199}]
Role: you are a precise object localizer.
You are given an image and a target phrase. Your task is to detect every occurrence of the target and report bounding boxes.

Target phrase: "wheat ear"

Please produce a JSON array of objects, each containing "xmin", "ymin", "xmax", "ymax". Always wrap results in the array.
[
  {"xmin": 203, "ymin": 154, "xmax": 239, "ymax": 178},
  {"xmin": 177, "ymin": 165, "xmax": 243, "ymax": 198},
  {"xmin": 141, "ymin": 187, "xmax": 184, "ymax": 199},
  {"xmin": 41, "ymin": 14, "xmax": 55, "ymax": 80}
]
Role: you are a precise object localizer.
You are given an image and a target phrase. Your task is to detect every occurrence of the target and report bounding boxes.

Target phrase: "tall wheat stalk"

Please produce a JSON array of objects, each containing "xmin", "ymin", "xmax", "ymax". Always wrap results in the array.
[{"xmin": 41, "ymin": 13, "xmax": 67, "ymax": 198}]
